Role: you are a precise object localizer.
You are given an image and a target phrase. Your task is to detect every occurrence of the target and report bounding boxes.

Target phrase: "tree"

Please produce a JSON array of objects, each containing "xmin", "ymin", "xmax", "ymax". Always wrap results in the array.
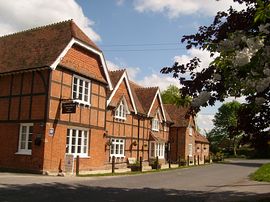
[
  {"xmin": 161, "ymin": 85, "xmax": 191, "ymax": 106},
  {"xmin": 209, "ymin": 101, "xmax": 243, "ymax": 156},
  {"xmin": 161, "ymin": 0, "xmax": 270, "ymax": 138}
]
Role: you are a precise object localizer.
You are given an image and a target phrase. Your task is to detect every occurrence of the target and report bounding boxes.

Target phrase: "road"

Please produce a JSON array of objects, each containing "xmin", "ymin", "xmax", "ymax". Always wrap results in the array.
[{"xmin": 0, "ymin": 159, "xmax": 270, "ymax": 202}]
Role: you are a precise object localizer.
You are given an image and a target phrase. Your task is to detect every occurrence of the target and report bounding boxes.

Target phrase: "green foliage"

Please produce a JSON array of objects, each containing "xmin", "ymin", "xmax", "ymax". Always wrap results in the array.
[
  {"xmin": 161, "ymin": 85, "xmax": 191, "ymax": 107},
  {"xmin": 214, "ymin": 101, "xmax": 241, "ymax": 131},
  {"xmin": 250, "ymin": 163, "xmax": 270, "ymax": 182},
  {"xmin": 207, "ymin": 101, "xmax": 243, "ymax": 156},
  {"xmin": 161, "ymin": 0, "xmax": 270, "ymax": 136}
]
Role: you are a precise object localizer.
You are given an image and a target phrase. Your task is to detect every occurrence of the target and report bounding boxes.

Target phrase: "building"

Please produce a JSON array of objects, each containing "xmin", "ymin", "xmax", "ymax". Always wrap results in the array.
[
  {"xmin": 164, "ymin": 104, "xmax": 209, "ymax": 165},
  {"xmin": 0, "ymin": 20, "xmax": 114, "ymax": 173},
  {"xmin": 0, "ymin": 20, "xmax": 209, "ymax": 174},
  {"xmin": 106, "ymin": 70, "xmax": 171, "ymax": 166},
  {"xmin": 0, "ymin": 20, "xmax": 171, "ymax": 174}
]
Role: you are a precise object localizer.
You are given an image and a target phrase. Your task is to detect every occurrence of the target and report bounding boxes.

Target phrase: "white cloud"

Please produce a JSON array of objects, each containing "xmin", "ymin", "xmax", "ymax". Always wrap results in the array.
[
  {"xmin": 106, "ymin": 60, "xmax": 141, "ymax": 80},
  {"xmin": 106, "ymin": 60, "xmax": 180, "ymax": 90},
  {"xmin": 137, "ymin": 74, "xmax": 181, "ymax": 91},
  {"xmin": 115, "ymin": 0, "xmax": 125, "ymax": 6},
  {"xmin": 196, "ymin": 114, "xmax": 214, "ymax": 133},
  {"xmin": 133, "ymin": 0, "xmax": 246, "ymax": 19},
  {"xmin": 174, "ymin": 48, "xmax": 214, "ymax": 73},
  {"xmin": 0, "ymin": 0, "xmax": 100, "ymax": 41},
  {"xmin": 224, "ymin": 96, "xmax": 247, "ymax": 104}
]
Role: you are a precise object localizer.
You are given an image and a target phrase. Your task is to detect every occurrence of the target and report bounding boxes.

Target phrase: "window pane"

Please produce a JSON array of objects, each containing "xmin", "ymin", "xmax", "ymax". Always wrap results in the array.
[{"xmin": 20, "ymin": 141, "xmax": 26, "ymax": 150}]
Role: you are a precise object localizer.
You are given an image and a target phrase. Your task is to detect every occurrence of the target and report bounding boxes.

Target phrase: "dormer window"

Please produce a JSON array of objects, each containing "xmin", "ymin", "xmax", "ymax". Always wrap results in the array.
[
  {"xmin": 152, "ymin": 111, "xmax": 160, "ymax": 131},
  {"xmin": 114, "ymin": 98, "xmax": 129, "ymax": 121}
]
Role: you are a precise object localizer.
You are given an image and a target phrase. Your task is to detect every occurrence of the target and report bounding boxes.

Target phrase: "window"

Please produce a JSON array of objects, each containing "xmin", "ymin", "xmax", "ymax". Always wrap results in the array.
[
  {"xmin": 17, "ymin": 123, "xmax": 33, "ymax": 155},
  {"xmin": 110, "ymin": 138, "xmax": 125, "ymax": 157},
  {"xmin": 188, "ymin": 126, "xmax": 193, "ymax": 136},
  {"xmin": 188, "ymin": 144, "xmax": 193, "ymax": 157},
  {"xmin": 72, "ymin": 75, "xmax": 91, "ymax": 105},
  {"xmin": 66, "ymin": 128, "xmax": 89, "ymax": 157},
  {"xmin": 152, "ymin": 113, "xmax": 160, "ymax": 131},
  {"xmin": 150, "ymin": 142, "xmax": 165, "ymax": 159},
  {"xmin": 115, "ymin": 100, "xmax": 127, "ymax": 120}
]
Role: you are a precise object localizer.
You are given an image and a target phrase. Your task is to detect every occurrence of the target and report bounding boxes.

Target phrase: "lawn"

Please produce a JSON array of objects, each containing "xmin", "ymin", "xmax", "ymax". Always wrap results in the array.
[{"xmin": 250, "ymin": 163, "xmax": 270, "ymax": 182}]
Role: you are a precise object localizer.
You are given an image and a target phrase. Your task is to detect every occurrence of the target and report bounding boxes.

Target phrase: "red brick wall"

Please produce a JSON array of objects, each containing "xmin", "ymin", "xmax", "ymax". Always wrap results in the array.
[
  {"xmin": 0, "ymin": 123, "xmax": 45, "ymax": 172},
  {"xmin": 60, "ymin": 45, "xmax": 106, "ymax": 83},
  {"xmin": 0, "ymin": 70, "xmax": 48, "ymax": 172},
  {"xmin": 106, "ymin": 80, "xmax": 169, "ymax": 165},
  {"xmin": 42, "ymin": 123, "xmax": 106, "ymax": 172}
]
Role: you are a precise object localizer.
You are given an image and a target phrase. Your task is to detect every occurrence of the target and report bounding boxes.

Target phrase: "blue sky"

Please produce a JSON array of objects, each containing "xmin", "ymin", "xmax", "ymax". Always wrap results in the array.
[{"xmin": 0, "ymin": 0, "xmax": 245, "ymax": 132}]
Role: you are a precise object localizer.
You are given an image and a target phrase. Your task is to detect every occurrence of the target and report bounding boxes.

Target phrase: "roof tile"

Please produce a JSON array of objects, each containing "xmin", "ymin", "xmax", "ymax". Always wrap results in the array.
[{"xmin": 0, "ymin": 20, "xmax": 100, "ymax": 74}]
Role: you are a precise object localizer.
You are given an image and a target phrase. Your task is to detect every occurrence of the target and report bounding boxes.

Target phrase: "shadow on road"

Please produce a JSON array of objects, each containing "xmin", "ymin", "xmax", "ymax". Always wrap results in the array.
[
  {"xmin": 0, "ymin": 182, "xmax": 269, "ymax": 202},
  {"xmin": 224, "ymin": 161, "xmax": 265, "ymax": 168}
]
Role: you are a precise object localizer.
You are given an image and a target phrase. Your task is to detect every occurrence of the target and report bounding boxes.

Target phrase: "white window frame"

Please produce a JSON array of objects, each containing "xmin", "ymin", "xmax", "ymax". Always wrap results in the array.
[
  {"xmin": 188, "ymin": 144, "xmax": 193, "ymax": 157},
  {"xmin": 72, "ymin": 74, "xmax": 91, "ymax": 106},
  {"xmin": 149, "ymin": 141, "xmax": 165, "ymax": 159},
  {"xmin": 188, "ymin": 126, "xmax": 193, "ymax": 136},
  {"xmin": 66, "ymin": 128, "xmax": 89, "ymax": 158},
  {"xmin": 110, "ymin": 138, "xmax": 125, "ymax": 158},
  {"xmin": 152, "ymin": 113, "xmax": 160, "ymax": 132},
  {"xmin": 114, "ymin": 99, "xmax": 127, "ymax": 120},
  {"xmin": 17, "ymin": 123, "xmax": 33, "ymax": 155}
]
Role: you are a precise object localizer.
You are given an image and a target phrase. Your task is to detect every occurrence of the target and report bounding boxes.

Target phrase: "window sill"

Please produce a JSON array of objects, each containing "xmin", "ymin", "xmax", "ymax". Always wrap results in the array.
[
  {"xmin": 66, "ymin": 154, "xmax": 90, "ymax": 159},
  {"xmin": 73, "ymin": 100, "xmax": 91, "ymax": 107},
  {"xmin": 15, "ymin": 151, "xmax": 32, "ymax": 155},
  {"xmin": 152, "ymin": 129, "xmax": 159, "ymax": 132},
  {"xmin": 114, "ymin": 117, "xmax": 126, "ymax": 121}
]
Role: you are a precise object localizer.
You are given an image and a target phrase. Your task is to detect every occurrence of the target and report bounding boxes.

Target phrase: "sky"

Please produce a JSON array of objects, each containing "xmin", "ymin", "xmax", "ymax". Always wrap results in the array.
[{"xmin": 0, "ymin": 0, "xmax": 246, "ymax": 133}]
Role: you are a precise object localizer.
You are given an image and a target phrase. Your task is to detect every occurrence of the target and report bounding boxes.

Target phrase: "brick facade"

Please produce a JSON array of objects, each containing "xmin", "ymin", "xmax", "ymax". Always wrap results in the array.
[{"xmin": 0, "ymin": 20, "xmax": 209, "ymax": 174}]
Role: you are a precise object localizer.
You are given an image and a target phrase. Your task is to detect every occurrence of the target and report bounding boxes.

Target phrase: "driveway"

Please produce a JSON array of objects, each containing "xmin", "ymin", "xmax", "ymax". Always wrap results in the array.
[{"xmin": 0, "ymin": 159, "xmax": 269, "ymax": 202}]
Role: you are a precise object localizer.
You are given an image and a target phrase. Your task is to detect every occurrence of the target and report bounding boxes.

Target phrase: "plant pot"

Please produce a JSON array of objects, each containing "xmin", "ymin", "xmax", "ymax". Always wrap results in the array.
[
  {"xmin": 151, "ymin": 164, "xmax": 161, "ymax": 169},
  {"xmin": 130, "ymin": 165, "xmax": 141, "ymax": 172}
]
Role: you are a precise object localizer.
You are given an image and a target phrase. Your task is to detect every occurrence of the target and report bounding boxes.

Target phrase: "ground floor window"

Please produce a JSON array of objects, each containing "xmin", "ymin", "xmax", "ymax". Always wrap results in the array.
[
  {"xmin": 66, "ymin": 128, "xmax": 89, "ymax": 157},
  {"xmin": 150, "ymin": 142, "xmax": 165, "ymax": 159},
  {"xmin": 188, "ymin": 144, "xmax": 193, "ymax": 157},
  {"xmin": 17, "ymin": 123, "xmax": 33, "ymax": 155},
  {"xmin": 110, "ymin": 138, "xmax": 125, "ymax": 157}
]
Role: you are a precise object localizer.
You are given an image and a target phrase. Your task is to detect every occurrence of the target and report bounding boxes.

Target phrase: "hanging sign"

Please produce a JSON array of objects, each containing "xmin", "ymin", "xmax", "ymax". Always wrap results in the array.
[{"xmin": 62, "ymin": 102, "xmax": 76, "ymax": 114}]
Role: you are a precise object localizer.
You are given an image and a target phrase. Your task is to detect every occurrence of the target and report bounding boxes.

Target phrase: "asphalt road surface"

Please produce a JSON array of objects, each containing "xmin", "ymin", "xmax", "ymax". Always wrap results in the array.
[{"xmin": 0, "ymin": 159, "xmax": 270, "ymax": 202}]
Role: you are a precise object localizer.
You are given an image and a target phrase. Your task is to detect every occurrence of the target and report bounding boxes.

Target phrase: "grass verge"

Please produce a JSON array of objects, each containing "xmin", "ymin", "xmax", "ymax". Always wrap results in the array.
[
  {"xmin": 78, "ymin": 164, "xmax": 210, "ymax": 177},
  {"xmin": 250, "ymin": 163, "xmax": 270, "ymax": 182}
]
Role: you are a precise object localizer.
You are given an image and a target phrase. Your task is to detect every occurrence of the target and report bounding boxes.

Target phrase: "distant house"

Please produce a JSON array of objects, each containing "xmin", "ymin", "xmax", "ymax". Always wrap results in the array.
[{"xmin": 164, "ymin": 104, "xmax": 209, "ymax": 165}]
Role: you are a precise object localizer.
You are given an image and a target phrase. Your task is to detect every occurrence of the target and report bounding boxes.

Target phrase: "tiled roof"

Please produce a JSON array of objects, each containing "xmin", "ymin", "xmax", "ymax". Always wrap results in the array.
[
  {"xmin": 164, "ymin": 104, "xmax": 190, "ymax": 127},
  {"xmin": 195, "ymin": 131, "xmax": 209, "ymax": 144},
  {"xmin": 129, "ymin": 81, "xmax": 145, "ymax": 114},
  {"xmin": 135, "ymin": 87, "xmax": 158, "ymax": 115},
  {"xmin": 108, "ymin": 70, "xmax": 125, "ymax": 88},
  {"xmin": 0, "ymin": 20, "xmax": 100, "ymax": 74}
]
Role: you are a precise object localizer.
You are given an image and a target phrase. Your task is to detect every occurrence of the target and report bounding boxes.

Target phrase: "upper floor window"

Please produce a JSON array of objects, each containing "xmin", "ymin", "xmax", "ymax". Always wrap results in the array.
[
  {"xmin": 152, "ymin": 111, "xmax": 160, "ymax": 131},
  {"xmin": 17, "ymin": 123, "xmax": 33, "ymax": 155},
  {"xmin": 72, "ymin": 75, "xmax": 91, "ymax": 105},
  {"xmin": 66, "ymin": 128, "xmax": 89, "ymax": 157},
  {"xmin": 188, "ymin": 126, "xmax": 193, "ymax": 136},
  {"xmin": 110, "ymin": 138, "xmax": 125, "ymax": 157},
  {"xmin": 114, "ymin": 98, "xmax": 129, "ymax": 121}
]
